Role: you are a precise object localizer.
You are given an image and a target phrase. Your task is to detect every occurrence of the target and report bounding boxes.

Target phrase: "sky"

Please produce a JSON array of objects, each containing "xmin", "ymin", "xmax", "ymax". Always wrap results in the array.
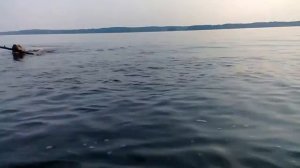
[{"xmin": 0, "ymin": 0, "xmax": 299, "ymax": 31}]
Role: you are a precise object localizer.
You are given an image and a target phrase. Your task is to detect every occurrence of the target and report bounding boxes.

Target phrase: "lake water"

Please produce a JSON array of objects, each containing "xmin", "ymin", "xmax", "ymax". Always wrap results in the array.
[{"xmin": 0, "ymin": 27, "xmax": 300, "ymax": 168}]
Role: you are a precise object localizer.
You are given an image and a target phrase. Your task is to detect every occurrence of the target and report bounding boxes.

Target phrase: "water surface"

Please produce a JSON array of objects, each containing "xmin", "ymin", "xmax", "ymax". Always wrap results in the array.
[{"xmin": 0, "ymin": 27, "xmax": 300, "ymax": 168}]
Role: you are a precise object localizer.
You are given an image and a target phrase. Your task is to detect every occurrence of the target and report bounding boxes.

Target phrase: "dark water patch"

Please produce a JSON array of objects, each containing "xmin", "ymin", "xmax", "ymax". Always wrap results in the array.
[
  {"xmin": 102, "ymin": 79, "xmax": 122, "ymax": 84},
  {"xmin": 72, "ymin": 107, "xmax": 101, "ymax": 114},
  {"xmin": 14, "ymin": 121, "xmax": 46, "ymax": 129},
  {"xmin": 286, "ymin": 150, "xmax": 300, "ymax": 158},
  {"xmin": 19, "ymin": 112, "xmax": 78, "ymax": 123},
  {"xmin": 48, "ymin": 93, "xmax": 74, "ymax": 101},
  {"xmin": 37, "ymin": 113, "xmax": 78, "ymax": 121},
  {"xmin": 147, "ymin": 66, "xmax": 164, "ymax": 70},
  {"xmin": 250, "ymin": 146, "xmax": 274, "ymax": 154},
  {"xmin": 6, "ymin": 160, "xmax": 81, "ymax": 168},
  {"xmin": 107, "ymin": 47, "xmax": 127, "ymax": 51},
  {"xmin": 76, "ymin": 89, "xmax": 107, "ymax": 96},
  {"xmin": 95, "ymin": 49, "xmax": 105, "ymax": 52},
  {"xmin": 1, "ymin": 109, "xmax": 20, "ymax": 114},
  {"xmin": 33, "ymin": 90, "xmax": 53, "ymax": 97},
  {"xmin": 239, "ymin": 157, "xmax": 282, "ymax": 168},
  {"xmin": 58, "ymin": 75, "xmax": 80, "ymax": 82},
  {"xmin": 139, "ymin": 51, "xmax": 156, "ymax": 55}
]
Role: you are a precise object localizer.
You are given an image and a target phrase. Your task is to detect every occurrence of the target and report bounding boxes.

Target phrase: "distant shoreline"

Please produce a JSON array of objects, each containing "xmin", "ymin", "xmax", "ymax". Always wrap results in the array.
[{"xmin": 1, "ymin": 21, "xmax": 299, "ymax": 36}]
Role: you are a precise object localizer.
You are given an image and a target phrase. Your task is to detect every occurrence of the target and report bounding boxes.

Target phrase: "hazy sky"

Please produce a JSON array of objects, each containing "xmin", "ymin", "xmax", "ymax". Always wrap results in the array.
[{"xmin": 0, "ymin": 0, "xmax": 299, "ymax": 31}]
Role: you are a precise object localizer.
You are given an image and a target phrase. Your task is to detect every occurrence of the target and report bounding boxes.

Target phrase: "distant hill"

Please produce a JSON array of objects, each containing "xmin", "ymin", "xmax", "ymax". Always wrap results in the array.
[{"xmin": 1, "ymin": 21, "xmax": 299, "ymax": 35}]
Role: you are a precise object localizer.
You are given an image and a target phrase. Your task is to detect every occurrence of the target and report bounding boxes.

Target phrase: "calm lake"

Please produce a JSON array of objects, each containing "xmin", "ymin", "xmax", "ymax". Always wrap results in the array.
[{"xmin": 0, "ymin": 27, "xmax": 300, "ymax": 168}]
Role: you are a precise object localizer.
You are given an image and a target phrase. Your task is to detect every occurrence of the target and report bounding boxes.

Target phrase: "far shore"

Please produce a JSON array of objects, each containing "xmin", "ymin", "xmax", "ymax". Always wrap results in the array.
[{"xmin": 1, "ymin": 21, "xmax": 299, "ymax": 36}]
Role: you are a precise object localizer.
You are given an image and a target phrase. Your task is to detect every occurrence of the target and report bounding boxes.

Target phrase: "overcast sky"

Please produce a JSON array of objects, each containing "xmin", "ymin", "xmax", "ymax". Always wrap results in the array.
[{"xmin": 0, "ymin": 0, "xmax": 299, "ymax": 31}]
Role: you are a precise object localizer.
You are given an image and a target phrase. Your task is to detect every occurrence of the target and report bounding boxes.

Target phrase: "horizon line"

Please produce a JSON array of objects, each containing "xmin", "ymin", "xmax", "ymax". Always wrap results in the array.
[{"xmin": 1, "ymin": 20, "xmax": 300, "ymax": 35}]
